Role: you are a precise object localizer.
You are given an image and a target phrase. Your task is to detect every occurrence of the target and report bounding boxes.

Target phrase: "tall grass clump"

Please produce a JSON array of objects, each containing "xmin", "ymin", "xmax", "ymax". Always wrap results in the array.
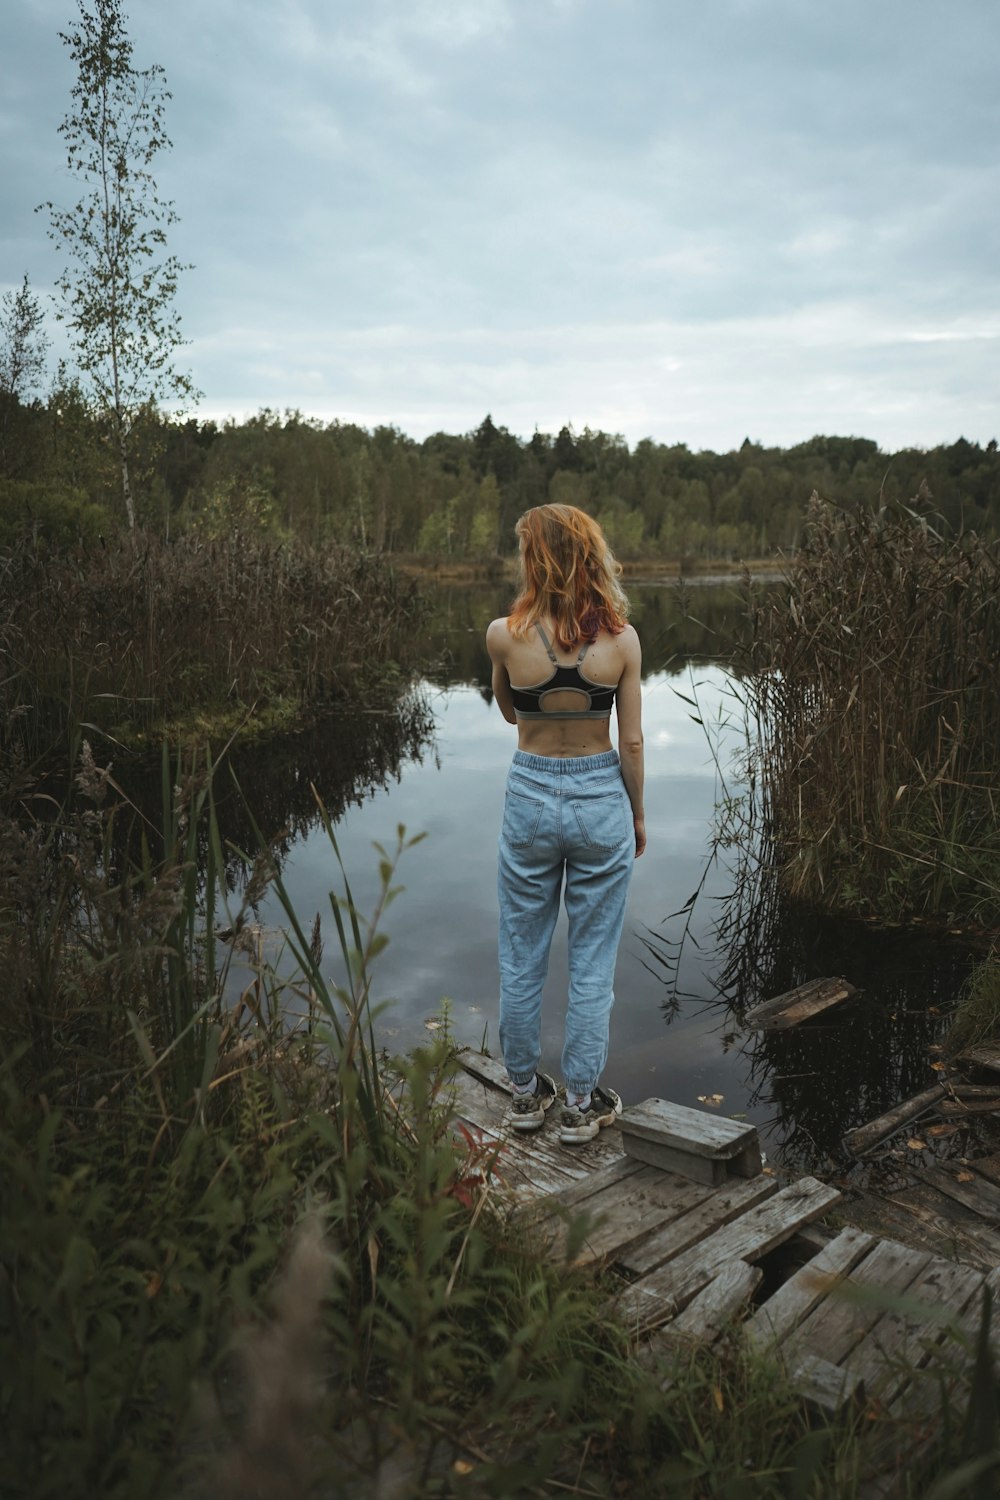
[
  {"xmin": 737, "ymin": 495, "xmax": 1000, "ymax": 928},
  {"xmin": 0, "ymin": 749, "xmax": 661, "ymax": 1497},
  {"xmin": 0, "ymin": 529, "xmax": 425, "ymax": 765}
]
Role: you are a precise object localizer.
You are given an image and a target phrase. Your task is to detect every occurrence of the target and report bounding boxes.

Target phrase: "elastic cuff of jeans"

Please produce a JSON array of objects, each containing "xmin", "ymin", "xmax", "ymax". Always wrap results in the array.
[
  {"xmin": 565, "ymin": 1082, "xmax": 595, "ymax": 1099},
  {"xmin": 508, "ymin": 1071, "xmax": 537, "ymax": 1089}
]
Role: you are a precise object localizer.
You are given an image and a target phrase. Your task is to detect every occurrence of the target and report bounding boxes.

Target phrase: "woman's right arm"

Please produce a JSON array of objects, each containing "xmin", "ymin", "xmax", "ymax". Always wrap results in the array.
[
  {"xmin": 615, "ymin": 627, "xmax": 646, "ymax": 857},
  {"xmin": 486, "ymin": 618, "xmax": 518, "ymax": 726}
]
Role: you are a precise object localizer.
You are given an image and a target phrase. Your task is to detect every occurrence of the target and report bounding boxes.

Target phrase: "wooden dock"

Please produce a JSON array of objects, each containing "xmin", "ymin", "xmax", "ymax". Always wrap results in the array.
[{"xmin": 450, "ymin": 1047, "xmax": 1000, "ymax": 1484}]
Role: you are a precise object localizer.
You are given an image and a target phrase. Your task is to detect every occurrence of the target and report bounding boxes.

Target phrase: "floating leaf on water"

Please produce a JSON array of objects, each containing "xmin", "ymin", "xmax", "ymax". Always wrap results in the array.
[
  {"xmin": 697, "ymin": 1093, "xmax": 724, "ymax": 1106},
  {"xmin": 424, "ymin": 1018, "xmax": 442, "ymax": 1031},
  {"xmin": 907, "ymin": 1138, "xmax": 928, "ymax": 1150}
]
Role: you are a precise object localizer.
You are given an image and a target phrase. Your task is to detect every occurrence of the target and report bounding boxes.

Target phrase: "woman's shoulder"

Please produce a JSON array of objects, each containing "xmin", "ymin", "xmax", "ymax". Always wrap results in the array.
[{"xmin": 486, "ymin": 616, "xmax": 514, "ymax": 655}]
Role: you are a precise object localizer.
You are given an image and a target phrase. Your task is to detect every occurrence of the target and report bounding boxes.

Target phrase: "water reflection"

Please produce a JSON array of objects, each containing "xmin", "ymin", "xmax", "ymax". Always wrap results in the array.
[
  {"xmin": 98, "ymin": 574, "xmax": 978, "ymax": 1176},
  {"xmin": 642, "ymin": 844, "xmax": 978, "ymax": 1171},
  {"xmin": 111, "ymin": 689, "xmax": 436, "ymax": 889},
  {"xmin": 421, "ymin": 576, "xmax": 762, "ymax": 693}
]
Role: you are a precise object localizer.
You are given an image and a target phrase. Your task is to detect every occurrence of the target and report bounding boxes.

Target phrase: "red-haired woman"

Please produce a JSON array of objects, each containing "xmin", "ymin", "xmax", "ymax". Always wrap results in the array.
[{"xmin": 486, "ymin": 504, "xmax": 645, "ymax": 1144}]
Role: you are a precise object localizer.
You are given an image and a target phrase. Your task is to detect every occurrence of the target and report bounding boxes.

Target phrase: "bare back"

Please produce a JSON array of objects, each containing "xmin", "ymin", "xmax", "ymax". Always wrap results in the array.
[{"xmin": 486, "ymin": 616, "xmax": 642, "ymax": 759}]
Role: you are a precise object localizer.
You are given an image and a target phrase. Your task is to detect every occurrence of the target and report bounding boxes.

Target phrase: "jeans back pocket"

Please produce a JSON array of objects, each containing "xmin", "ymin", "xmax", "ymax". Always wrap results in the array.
[
  {"xmin": 503, "ymin": 790, "xmax": 545, "ymax": 848},
  {"xmin": 571, "ymin": 792, "xmax": 628, "ymax": 852}
]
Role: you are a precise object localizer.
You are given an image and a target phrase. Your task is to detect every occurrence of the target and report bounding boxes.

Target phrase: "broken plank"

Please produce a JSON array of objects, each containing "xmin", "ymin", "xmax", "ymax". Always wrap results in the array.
[
  {"xmin": 667, "ymin": 1260, "xmax": 763, "ymax": 1340},
  {"xmin": 644, "ymin": 1262, "xmax": 763, "ymax": 1386},
  {"xmin": 745, "ymin": 976, "xmax": 857, "ymax": 1030},
  {"xmin": 617, "ymin": 1174, "xmax": 780, "ymax": 1279},
  {"xmin": 615, "ymin": 1177, "xmax": 840, "ymax": 1333},
  {"xmin": 842, "ymin": 1083, "xmax": 947, "ymax": 1157},
  {"xmin": 747, "ymin": 1226, "xmax": 877, "ymax": 1349}
]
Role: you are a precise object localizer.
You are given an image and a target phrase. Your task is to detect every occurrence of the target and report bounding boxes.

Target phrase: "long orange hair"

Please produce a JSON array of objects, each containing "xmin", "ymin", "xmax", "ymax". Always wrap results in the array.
[{"xmin": 508, "ymin": 504, "xmax": 629, "ymax": 651}]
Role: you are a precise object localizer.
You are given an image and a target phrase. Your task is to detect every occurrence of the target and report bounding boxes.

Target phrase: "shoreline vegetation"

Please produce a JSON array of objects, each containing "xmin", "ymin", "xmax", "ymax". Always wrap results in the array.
[{"xmin": 1, "ymin": 761, "xmax": 992, "ymax": 1499}]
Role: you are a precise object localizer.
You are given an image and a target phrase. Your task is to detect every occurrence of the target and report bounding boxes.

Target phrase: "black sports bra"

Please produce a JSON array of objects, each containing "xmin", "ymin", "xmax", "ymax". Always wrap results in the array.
[{"xmin": 508, "ymin": 623, "xmax": 618, "ymax": 720}]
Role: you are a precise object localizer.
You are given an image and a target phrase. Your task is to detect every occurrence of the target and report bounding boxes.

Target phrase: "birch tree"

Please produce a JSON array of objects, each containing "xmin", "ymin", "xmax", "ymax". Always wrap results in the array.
[{"xmin": 40, "ymin": 0, "xmax": 196, "ymax": 529}]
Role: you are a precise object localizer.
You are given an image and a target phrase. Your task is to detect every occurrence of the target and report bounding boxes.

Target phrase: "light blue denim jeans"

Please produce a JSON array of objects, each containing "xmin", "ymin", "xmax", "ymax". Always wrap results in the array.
[{"xmin": 497, "ymin": 749, "xmax": 635, "ymax": 1097}]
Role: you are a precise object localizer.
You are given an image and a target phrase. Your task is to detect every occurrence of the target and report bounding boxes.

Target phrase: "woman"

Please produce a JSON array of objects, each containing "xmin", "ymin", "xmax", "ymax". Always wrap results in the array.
[{"xmin": 486, "ymin": 504, "xmax": 644, "ymax": 1145}]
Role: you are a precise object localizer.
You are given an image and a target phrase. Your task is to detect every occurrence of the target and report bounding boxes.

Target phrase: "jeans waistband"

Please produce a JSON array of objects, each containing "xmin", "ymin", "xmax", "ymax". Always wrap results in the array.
[{"xmin": 511, "ymin": 749, "xmax": 620, "ymax": 774}]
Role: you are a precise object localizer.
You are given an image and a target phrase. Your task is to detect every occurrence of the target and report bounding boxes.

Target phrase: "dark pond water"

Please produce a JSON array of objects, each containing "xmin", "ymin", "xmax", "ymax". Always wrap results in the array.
[{"xmin": 162, "ymin": 578, "xmax": 983, "ymax": 1173}]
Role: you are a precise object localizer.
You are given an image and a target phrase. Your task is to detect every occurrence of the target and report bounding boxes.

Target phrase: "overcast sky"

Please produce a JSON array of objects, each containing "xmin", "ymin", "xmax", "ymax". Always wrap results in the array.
[{"xmin": 4, "ymin": 0, "xmax": 999, "ymax": 452}]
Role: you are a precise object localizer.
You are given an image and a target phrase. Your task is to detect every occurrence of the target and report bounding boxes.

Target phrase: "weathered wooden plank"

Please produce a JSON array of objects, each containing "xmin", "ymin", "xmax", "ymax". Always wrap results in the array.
[
  {"xmin": 454, "ymin": 1048, "xmax": 514, "ymax": 1092},
  {"xmin": 525, "ymin": 1165, "xmax": 708, "ymax": 1265},
  {"xmin": 842, "ymin": 1083, "xmax": 948, "ymax": 1157},
  {"xmin": 744, "ymin": 976, "xmax": 857, "ymax": 1030},
  {"xmin": 884, "ymin": 1183, "xmax": 1000, "ymax": 1269},
  {"xmin": 746, "ymin": 1226, "xmax": 877, "ymax": 1349},
  {"xmin": 644, "ymin": 1262, "xmax": 763, "ymax": 1386},
  {"xmin": 542, "ymin": 1171, "xmax": 716, "ymax": 1270},
  {"xmin": 920, "ymin": 1161, "xmax": 1000, "ymax": 1222},
  {"xmin": 615, "ymin": 1177, "xmax": 840, "ymax": 1333},
  {"xmin": 620, "ymin": 1097, "xmax": 758, "ymax": 1160},
  {"xmin": 847, "ymin": 1257, "xmax": 985, "ymax": 1405},
  {"xmin": 966, "ymin": 1152, "xmax": 1000, "ymax": 1190},
  {"xmin": 956, "ymin": 1044, "xmax": 1000, "ymax": 1074},
  {"xmin": 938, "ymin": 1097, "xmax": 1000, "ymax": 1116},
  {"xmin": 781, "ymin": 1238, "xmax": 933, "ymax": 1370},
  {"xmin": 668, "ymin": 1260, "xmax": 763, "ymax": 1339},
  {"xmin": 856, "ymin": 1267, "xmax": 1000, "ymax": 1500},
  {"xmin": 788, "ymin": 1353, "xmax": 866, "ymax": 1416},
  {"xmin": 512, "ymin": 1155, "xmax": 644, "ymax": 1223},
  {"xmin": 617, "ymin": 1174, "xmax": 780, "ymax": 1279},
  {"xmin": 447, "ymin": 1073, "xmax": 587, "ymax": 1200},
  {"xmin": 620, "ymin": 1136, "xmax": 728, "ymax": 1185}
]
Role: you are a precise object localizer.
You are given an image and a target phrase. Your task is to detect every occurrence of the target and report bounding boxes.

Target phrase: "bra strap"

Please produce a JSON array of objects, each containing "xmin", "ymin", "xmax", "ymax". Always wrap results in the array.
[{"xmin": 533, "ymin": 621, "xmax": 559, "ymax": 663}]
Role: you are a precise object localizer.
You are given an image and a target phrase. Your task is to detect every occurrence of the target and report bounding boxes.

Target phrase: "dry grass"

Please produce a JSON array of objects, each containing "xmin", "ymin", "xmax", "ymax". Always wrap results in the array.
[
  {"xmin": 737, "ymin": 495, "xmax": 1000, "ymax": 926},
  {"xmin": 0, "ymin": 530, "xmax": 425, "ymax": 762}
]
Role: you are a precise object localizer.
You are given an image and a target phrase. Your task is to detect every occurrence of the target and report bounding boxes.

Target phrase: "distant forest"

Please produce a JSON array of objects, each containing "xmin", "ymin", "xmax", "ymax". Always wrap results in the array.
[{"xmin": 3, "ymin": 393, "xmax": 998, "ymax": 559}]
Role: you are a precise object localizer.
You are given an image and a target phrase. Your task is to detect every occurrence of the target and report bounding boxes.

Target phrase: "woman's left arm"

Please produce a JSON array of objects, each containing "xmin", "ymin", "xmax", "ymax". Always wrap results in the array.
[{"xmin": 486, "ymin": 618, "xmax": 517, "ymax": 725}]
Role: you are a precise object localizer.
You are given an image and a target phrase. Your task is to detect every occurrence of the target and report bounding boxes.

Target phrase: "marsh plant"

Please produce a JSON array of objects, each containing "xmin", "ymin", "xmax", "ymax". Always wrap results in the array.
[
  {"xmin": 0, "ymin": 530, "xmax": 425, "ymax": 767},
  {"xmin": 736, "ymin": 495, "xmax": 1000, "ymax": 929}
]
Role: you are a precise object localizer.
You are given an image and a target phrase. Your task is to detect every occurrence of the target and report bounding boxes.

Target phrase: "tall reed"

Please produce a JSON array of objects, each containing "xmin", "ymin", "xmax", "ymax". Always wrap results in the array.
[
  {"xmin": 737, "ymin": 496, "xmax": 1000, "ymax": 927},
  {"xmin": 0, "ymin": 529, "xmax": 425, "ymax": 764}
]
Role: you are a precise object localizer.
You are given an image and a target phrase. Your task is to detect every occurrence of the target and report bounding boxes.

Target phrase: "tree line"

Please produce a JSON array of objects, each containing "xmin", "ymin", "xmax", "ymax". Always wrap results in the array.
[{"xmin": 1, "ymin": 391, "xmax": 998, "ymax": 560}]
